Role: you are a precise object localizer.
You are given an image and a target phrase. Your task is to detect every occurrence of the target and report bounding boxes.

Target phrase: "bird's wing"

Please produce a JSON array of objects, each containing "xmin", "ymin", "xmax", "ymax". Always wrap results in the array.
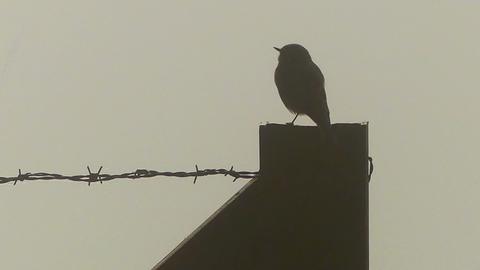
[
  {"xmin": 304, "ymin": 62, "xmax": 330, "ymax": 126},
  {"xmin": 307, "ymin": 62, "xmax": 326, "ymax": 101}
]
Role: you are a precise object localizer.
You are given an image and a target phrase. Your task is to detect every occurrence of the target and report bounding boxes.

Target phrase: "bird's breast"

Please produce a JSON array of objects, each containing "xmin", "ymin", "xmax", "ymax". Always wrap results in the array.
[{"xmin": 274, "ymin": 63, "xmax": 324, "ymax": 114}]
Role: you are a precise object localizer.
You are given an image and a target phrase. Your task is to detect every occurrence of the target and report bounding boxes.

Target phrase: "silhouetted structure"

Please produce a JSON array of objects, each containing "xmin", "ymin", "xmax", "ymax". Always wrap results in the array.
[{"xmin": 153, "ymin": 123, "xmax": 369, "ymax": 270}]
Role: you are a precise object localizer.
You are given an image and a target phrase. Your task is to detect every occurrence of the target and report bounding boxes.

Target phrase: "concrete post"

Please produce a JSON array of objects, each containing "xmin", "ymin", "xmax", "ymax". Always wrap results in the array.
[{"xmin": 153, "ymin": 123, "xmax": 369, "ymax": 270}]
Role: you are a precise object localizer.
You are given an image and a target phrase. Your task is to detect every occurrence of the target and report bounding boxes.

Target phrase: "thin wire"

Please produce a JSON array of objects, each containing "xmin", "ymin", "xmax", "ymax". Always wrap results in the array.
[{"xmin": 0, "ymin": 166, "xmax": 259, "ymax": 185}]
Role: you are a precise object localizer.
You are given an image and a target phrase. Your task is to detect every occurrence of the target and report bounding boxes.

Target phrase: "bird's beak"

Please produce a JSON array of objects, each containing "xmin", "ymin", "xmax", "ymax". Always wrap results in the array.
[{"xmin": 274, "ymin": 47, "xmax": 281, "ymax": 52}]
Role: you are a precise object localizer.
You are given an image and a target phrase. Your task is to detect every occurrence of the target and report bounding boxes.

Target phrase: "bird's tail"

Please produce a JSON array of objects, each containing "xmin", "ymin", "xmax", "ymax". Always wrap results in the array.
[{"xmin": 308, "ymin": 106, "xmax": 335, "ymax": 143}]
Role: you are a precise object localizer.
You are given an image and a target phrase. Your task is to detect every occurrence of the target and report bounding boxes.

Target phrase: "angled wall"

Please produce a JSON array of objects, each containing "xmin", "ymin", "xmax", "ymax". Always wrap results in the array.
[{"xmin": 153, "ymin": 123, "xmax": 369, "ymax": 270}]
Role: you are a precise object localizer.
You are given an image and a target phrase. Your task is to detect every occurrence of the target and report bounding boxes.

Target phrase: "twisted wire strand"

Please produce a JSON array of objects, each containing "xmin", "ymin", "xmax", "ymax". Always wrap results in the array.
[{"xmin": 0, "ymin": 166, "xmax": 259, "ymax": 185}]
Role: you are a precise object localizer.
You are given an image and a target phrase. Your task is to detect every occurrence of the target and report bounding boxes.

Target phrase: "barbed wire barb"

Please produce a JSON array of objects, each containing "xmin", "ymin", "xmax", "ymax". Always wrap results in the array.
[
  {"xmin": 193, "ymin": 165, "xmax": 199, "ymax": 184},
  {"xmin": 86, "ymin": 166, "xmax": 103, "ymax": 186}
]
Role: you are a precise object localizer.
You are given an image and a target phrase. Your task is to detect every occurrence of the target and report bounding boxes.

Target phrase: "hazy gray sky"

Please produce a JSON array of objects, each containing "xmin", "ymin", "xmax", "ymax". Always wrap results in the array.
[{"xmin": 1, "ymin": 1, "xmax": 479, "ymax": 269}]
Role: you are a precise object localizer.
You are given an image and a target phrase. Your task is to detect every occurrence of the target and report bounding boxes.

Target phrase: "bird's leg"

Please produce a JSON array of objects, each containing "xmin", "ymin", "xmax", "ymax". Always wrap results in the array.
[{"xmin": 288, "ymin": 113, "xmax": 299, "ymax": 126}]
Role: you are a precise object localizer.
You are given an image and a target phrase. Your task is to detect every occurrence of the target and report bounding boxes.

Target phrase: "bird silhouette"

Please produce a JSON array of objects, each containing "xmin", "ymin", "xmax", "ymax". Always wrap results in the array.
[{"xmin": 274, "ymin": 44, "xmax": 331, "ymax": 136}]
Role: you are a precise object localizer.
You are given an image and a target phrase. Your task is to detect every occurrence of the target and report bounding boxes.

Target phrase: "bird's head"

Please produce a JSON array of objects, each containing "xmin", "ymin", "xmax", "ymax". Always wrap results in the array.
[{"xmin": 274, "ymin": 44, "xmax": 312, "ymax": 63}]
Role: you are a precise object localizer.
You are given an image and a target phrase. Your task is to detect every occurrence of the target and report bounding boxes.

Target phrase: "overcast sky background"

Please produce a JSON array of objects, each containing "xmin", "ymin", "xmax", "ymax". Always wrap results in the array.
[{"xmin": 1, "ymin": 1, "xmax": 479, "ymax": 269}]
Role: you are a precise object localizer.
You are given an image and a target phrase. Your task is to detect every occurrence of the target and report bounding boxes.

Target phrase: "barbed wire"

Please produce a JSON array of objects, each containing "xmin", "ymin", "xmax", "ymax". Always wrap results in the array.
[
  {"xmin": 0, "ymin": 157, "xmax": 373, "ymax": 185},
  {"xmin": 0, "ymin": 166, "xmax": 259, "ymax": 186}
]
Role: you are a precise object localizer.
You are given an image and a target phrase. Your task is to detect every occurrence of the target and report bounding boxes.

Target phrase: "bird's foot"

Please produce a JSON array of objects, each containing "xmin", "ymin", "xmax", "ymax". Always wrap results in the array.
[{"xmin": 287, "ymin": 113, "xmax": 299, "ymax": 126}]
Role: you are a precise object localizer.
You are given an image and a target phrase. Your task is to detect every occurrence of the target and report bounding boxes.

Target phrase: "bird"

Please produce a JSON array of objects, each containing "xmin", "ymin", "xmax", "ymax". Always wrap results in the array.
[{"xmin": 274, "ymin": 44, "xmax": 331, "ymax": 136}]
